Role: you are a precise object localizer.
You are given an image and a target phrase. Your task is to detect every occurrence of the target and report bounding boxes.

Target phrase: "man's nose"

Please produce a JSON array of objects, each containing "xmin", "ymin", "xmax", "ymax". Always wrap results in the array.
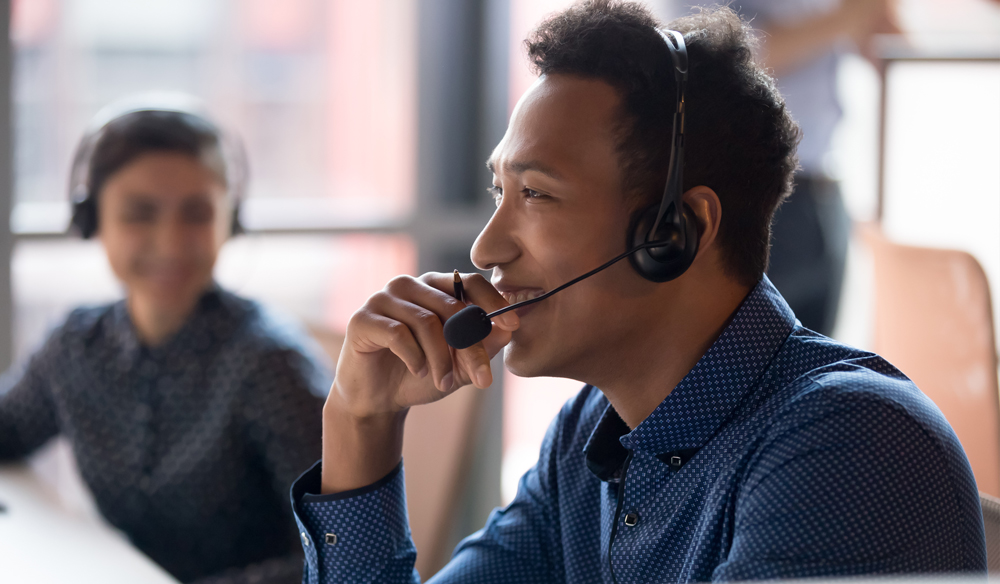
[{"xmin": 470, "ymin": 201, "xmax": 520, "ymax": 271}]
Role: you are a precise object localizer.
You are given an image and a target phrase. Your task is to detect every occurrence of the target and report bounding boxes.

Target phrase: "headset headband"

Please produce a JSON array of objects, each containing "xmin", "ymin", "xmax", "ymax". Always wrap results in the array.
[
  {"xmin": 68, "ymin": 92, "xmax": 249, "ymax": 206},
  {"xmin": 650, "ymin": 29, "xmax": 688, "ymax": 238}
]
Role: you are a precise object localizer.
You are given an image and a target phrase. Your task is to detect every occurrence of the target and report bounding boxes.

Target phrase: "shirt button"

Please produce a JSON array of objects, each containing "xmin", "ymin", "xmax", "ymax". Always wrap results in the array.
[
  {"xmin": 624, "ymin": 512, "xmax": 639, "ymax": 527},
  {"xmin": 301, "ymin": 532, "xmax": 310, "ymax": 547},
  {"xmin": 325, "ymin": 533, "xmax": 338, "ymax": 546}
]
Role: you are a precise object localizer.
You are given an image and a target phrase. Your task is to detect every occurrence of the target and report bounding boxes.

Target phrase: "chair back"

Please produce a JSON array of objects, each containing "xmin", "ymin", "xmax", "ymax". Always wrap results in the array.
[
  {"xmin": 862, "ymin": 226, "xmax": 1000, "ymax": 497},
  {"xmin": 982, "ymin": 493, "xmax": 1000, "ymax": 574}
]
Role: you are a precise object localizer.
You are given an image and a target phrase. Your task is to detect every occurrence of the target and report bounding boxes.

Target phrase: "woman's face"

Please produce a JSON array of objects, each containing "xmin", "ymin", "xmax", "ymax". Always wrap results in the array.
[{"xmin": 98, "ymin": 151, "xmax": 231, "ymax": 318}]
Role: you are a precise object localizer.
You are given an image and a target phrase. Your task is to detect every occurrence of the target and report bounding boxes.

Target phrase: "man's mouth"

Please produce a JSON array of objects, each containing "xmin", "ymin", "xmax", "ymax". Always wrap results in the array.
[{"xmin": 500, "ymin": 289, "xmax": 546, "ymax": 305}]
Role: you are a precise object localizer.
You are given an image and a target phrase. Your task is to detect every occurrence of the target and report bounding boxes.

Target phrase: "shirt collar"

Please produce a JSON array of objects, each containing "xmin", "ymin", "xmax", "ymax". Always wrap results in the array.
[
  {"xmin": 584, "ymin": 276, "xmax": 796, "ymax": 478},
  {"xmin": 111, "ymin": 284, "xmax": 230, "ymax": 365}
]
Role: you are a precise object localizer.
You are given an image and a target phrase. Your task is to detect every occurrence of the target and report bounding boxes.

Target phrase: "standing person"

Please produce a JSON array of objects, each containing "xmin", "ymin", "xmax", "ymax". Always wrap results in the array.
[
  {"xmin": 719, "ymin": 0, "xmax": 899, "ymax": 336},
  {"xmin": 287, "ymin": 3, "xmax": 983, "ymax": 582},
  {"xmin": 0, "ymin": 97, "xmax": 331, "ymax": 583}
]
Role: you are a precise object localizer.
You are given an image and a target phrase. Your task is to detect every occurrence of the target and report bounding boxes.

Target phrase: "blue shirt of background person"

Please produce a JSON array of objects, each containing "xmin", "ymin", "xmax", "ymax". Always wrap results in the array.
[
  {"xmin": 0, "ymin": 103, "xmax": 332, "ymax": 583},
  {"xmin": 284, "ymin": 3, "xmax": 985, "ymax": 582}
]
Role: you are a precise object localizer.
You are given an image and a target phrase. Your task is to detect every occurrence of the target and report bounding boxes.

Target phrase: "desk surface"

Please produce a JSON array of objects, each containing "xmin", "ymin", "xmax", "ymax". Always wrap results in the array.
[{"xmin": 0, "ymin": 464, "xmax": 179, "ymax": 583}]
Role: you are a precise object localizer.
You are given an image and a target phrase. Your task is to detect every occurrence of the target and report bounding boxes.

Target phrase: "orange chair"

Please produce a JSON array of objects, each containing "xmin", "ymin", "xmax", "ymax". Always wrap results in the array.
[
  {"xmin": 861, "ymin": 225, "xmax": 1000, "ymax": 497},
  {"xmin": 308, "ymin": 325, "xmax": 486, "ymax": 578}
]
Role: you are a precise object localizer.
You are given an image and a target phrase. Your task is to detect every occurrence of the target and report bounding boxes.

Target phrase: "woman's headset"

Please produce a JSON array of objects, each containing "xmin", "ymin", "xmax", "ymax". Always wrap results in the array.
[
  {"xmin": 627, "ymin": 29, "xmax": 699, "ymax": 283},
  {"xmin": 68, "ymin": 93, "xmax": 249, "ymax": 239}
]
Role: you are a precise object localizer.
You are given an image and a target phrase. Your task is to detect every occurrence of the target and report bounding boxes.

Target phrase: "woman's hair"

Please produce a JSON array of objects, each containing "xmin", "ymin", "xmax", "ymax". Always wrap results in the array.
[
  {"xmin": 86, "ymin": 109, "xmax": 230, "ymax": 199},
  {"xmin": 526, "ymin": 1, "xmax": 801, "ymax": 287}
]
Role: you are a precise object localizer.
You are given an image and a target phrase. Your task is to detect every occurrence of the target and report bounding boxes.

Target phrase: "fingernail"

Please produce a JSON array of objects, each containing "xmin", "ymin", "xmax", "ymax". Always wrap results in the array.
[
  {"xmin": 440, "ymin": 371, "xmax": 454, "ymax": 392},
  {"xmin": 475, "ymin": 364, "xmax": 492, "ymax": 387},
  {"xmin": 417, "ymin": 365, "xmax": 428, "ymax": 378}
]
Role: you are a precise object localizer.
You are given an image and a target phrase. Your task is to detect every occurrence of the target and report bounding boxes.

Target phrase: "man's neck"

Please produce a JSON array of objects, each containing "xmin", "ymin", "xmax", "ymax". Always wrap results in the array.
[{"xmin": 593, "ymin": 277, "xmax": 752, "ymax": 429}]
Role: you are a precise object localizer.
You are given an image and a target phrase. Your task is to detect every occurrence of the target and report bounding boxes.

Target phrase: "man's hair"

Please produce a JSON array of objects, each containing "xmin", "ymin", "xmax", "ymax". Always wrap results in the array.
[
  {"xmin": 88, "ymin": 110, "xmax": 229, "ymax": 200},
  {"xmin": 526, "ymin": 1, "xmax": 800, "ymax": 286}
]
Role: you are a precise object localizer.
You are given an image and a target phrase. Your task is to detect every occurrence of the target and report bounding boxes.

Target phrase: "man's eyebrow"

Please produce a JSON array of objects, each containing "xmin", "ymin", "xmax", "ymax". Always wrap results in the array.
[{"xmin": 485, "ymin": 159, "xmax": 563, "ymax": 181}]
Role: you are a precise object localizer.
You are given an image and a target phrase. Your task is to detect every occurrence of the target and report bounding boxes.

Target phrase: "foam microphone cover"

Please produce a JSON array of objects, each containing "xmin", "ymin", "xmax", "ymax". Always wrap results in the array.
[{"xmin": 444, "ymin": 305, "xmax": 492, "ymax": 349}]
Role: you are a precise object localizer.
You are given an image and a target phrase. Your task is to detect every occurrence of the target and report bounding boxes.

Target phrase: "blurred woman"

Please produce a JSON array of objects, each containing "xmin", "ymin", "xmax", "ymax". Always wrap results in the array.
[{"xmin": 0, "ymin": 98, "xmax": 330, "ymax": 584}]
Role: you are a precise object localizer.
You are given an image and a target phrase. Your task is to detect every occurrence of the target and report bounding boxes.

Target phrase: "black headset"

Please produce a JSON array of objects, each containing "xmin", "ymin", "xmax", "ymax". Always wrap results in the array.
[
  {"xmin": 627, "ymin": 29, "xmax": 699, "ymax": 283},
  {"xmin": 69, "ymin": 98, "xmax": 247, "ymax": 239}
]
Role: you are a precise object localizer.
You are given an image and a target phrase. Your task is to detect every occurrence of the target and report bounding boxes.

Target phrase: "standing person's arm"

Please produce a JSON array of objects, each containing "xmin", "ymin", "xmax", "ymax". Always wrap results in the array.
[
  {"xmin": 742, "ymin": 0, "xmax": 900, "ymax": 74},
  {"xmin": 0, "ymin": 331, "xmax": 62, "ymax": 461}
]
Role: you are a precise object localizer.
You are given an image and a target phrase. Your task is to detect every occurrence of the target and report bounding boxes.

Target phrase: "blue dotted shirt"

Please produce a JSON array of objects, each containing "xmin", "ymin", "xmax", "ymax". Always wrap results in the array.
[
  {"xmin": 290, "ymin": 277, "xmax": 986, "ymax": 583},
  {"xmin": 0, "ymin": 286, "xmax": 332, "ymax": 583}
]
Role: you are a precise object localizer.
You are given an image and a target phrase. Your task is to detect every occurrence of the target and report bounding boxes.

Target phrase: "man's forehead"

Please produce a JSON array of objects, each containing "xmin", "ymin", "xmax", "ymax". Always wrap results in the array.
[{"xmin": 487, "ymin": 74, "xmax": 621, "ymax": 179}]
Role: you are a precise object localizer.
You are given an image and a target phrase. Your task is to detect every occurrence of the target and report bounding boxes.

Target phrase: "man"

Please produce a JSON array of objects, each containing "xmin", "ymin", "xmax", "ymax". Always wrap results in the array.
[{"xmin": 289, "ymin": 2, "xmax": 986, "ymax": 582}]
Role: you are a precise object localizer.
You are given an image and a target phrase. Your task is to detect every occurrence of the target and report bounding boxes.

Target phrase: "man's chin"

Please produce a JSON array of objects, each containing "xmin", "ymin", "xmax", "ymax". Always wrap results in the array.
[{"xmin": 502, "ymin": 339, "xmax": 565, "ymax": 379}]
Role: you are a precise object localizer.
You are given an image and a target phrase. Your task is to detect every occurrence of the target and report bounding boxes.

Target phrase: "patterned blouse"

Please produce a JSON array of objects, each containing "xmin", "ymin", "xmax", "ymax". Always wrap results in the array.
[{"xmin": 0, "ymin": 286, "xmax": 331, "ymax": 583}]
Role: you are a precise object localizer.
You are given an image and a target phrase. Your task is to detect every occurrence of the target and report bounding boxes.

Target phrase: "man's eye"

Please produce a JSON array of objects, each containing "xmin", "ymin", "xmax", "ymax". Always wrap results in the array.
[
  {"xmin": 525, "ymin": 189, "xmax": 543, "ymax": 199},
  {"xmin": 488, "ymin": 186, "xmax": 502, "ymax": 206}
]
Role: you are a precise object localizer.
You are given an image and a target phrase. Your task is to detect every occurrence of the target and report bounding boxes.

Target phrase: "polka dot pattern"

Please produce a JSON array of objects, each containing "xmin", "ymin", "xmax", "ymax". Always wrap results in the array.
[
  {"xmin": 295, "ymin": 462, "xmax": 419, "ymax": 583},
  {"xmin": 0, "ymin": 286, "xmax": 332, "ymax": 583},
  {"xmin": 291, "ymin": 277, "xmax": 986, "ymax": 583}
]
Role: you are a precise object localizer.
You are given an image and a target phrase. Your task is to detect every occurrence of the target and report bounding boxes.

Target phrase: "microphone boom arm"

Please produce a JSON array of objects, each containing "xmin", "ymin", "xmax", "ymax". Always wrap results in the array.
[{"xmin": 485, "ymin": 240, "xmax": 664, "ymax": 319}]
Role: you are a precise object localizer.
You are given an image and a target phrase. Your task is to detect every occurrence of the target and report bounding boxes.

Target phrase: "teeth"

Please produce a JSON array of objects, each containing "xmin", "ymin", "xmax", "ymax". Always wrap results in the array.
[{"xmin": 504, "ymin": 290, "xmax": 544, "ymax": 305}]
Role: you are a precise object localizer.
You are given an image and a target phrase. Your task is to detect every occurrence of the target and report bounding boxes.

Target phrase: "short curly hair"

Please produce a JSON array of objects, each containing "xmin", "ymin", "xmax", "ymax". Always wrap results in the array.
[{"xmin": 526, "ymin": 1, "xmax": 800, "ymax": 286}]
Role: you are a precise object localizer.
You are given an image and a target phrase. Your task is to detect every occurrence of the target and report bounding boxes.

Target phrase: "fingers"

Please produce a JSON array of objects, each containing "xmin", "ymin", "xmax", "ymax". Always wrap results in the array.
[
  {"xmin": 350, "ymin": 310, "xmax": 429, "ymax": 378},
  {"xmin": 460, "ymin": 273, "xmax": 521, "ymax": 331},
  {"xmin": 453, "ymin": 342, "xmax": 494, "ymax": 389},
  {"xmin": 373, "ymin": 295, "xmax": 455, "ymax": 391},
  {"xmin": 421, "ymin": 272, "xmax": 519, "ymax": 331},
  {"xmin": 349, "ymin": 273, "xmax": 515, "ymax": 394},
  {"xmin": 374, "ymin": 274, "xmax": 496, "ymax": 390},
  {"xmin": 419, "ymin": 272, "xmax": 518, "ymax": 388}
]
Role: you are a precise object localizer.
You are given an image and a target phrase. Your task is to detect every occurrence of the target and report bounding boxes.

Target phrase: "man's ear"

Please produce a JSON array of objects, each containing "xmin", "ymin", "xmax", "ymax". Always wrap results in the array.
[{"xmin": 682, "ymin": 186, "xmax": 722, "ymax": 258}]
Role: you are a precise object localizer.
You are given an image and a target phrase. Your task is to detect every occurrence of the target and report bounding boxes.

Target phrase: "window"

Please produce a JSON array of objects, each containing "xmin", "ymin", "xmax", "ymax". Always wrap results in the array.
[{"xmin": 10, "ymin": 0, "xmax": 418, "ymax": 361}]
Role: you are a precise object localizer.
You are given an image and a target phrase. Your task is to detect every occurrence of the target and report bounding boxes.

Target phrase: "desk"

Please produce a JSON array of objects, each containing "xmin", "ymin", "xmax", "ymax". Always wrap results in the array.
[{"xmin": 0, "ymin": 463, "xmax": 179, "ymax": 583}]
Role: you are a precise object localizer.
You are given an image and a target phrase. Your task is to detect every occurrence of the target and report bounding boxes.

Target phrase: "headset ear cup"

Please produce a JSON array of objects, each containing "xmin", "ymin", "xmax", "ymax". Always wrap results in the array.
[
  {"xmin": 627, "ymin": 202, "xmax": 700, "ymax": 282},
  {"xmin": 70, "ymin": 196, "xmax": 98, "ymax": 239}
]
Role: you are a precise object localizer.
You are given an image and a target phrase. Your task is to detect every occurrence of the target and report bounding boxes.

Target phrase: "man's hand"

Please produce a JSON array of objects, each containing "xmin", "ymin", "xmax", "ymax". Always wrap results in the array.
[{"xmin": 320, "ymin": 272, "xmax": 519, "ymax": 493}]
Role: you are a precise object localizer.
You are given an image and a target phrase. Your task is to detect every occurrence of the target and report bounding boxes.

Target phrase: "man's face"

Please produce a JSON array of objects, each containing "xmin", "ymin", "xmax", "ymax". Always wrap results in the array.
[{"xmin": 472, "ymin": 74, "xmax": 658, "ymax": 380}]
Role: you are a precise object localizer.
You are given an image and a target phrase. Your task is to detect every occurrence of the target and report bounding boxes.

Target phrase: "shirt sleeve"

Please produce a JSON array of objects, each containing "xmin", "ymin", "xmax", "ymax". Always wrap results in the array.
[
  {"xmin": 713, "ymin": 385, "xmax": 987, "ymax": 580},
  {"xmin": 292, "ymin": 460, "xmax": 420, "ymax": 584},
  {"xmin": 0, "ymin": 332, "xmax": 61, "ymax": 460},
  {"xmin": 290, "ymin": 399, "xmax": 568, "ymax": 584}
]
